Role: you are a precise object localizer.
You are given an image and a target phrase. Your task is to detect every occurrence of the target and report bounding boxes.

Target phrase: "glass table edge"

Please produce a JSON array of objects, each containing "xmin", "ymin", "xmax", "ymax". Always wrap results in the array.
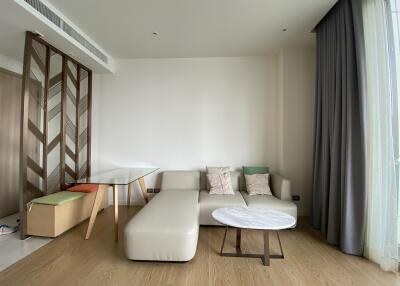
[{"xmin": 69, "ymin": 167, "xmax": 160, "ymax": 185}]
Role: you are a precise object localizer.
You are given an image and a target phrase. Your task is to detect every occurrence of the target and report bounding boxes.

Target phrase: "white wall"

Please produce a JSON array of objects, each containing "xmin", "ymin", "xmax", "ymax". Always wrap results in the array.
[
  {"xmin": 92, "ymin": 52, "xmax": 316, "ymax": 214},
  {"xmin": 278, "ymin": 48, "xmax": 316, "ymax": 215},
  {"xmin": 93, "ymin": 57, "xmax": 281, "ymax": 203},
  {"xmin": 0, "ymin": 50, "xmax": 316, "ymax": 214},
  {"xmin": 0, "ymin": 54, "xmax": 22, "ymax": 74}
]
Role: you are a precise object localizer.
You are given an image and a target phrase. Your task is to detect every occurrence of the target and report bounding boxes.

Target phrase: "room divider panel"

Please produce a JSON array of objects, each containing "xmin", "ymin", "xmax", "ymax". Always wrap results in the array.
[{"xmin": 19, "ymin": 32, "xmax": 92, "ymax": 239}]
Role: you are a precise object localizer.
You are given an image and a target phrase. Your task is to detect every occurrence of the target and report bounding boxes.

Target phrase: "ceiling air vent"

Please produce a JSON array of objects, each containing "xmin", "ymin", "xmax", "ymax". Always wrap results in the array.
[
  {"xmin": 24, "ymin": 0, "xmax": 61, "ymax": 27},
  {"xmin": 62, "ymin": 22, "xmax": 108, "ymax": 64},
  {"xmin": 23, "ymin": 0, "xmax": 108, "ymax": 64}
]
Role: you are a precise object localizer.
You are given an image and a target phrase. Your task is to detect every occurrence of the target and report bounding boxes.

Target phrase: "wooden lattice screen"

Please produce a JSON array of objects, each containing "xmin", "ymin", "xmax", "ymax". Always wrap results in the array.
[{"xmin": 19, "ymin": 32, "xmax": 92, "ymax": 239}]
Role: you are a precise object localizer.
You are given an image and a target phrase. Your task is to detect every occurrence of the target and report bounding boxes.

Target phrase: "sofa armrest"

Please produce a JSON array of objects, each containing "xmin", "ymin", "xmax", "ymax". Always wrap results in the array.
[{"xmin": 270, "ymin": 173, "xmax": 292, "ymax": 201}]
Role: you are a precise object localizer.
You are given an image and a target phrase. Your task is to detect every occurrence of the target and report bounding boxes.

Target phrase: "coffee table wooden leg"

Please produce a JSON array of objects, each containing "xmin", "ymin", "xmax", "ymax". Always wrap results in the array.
[
  {"xmin": 138, "ymin": 177, "xmax": 148, "ymax": 203},
  {"xmin": 236, "ymin": 228, "xmax": 242, "ymax": 255},
  {"xmin": 276, "ymin": 231, "xmax": 285, "ymax": 258},
  {"xmin": 263, "ymin": 230, "xmax": 270, "ymax": 266},
  {"xmin": 127, "ymin": 183, "xmax": 132, "ymax": 208},
  {"xmin": 219, "ymin": 228, "xmax": 283, "ymax": 266},
  {"xmin": 85, "ymin": 185, "xmax": 105, "ymax": 239},
  {"xmin": 113, "ymin": 185, "xmax": 119, "ymax": 242},
  {"xmin": 220, "ymin": 226, "xmax": 228, "ymax": 255}
]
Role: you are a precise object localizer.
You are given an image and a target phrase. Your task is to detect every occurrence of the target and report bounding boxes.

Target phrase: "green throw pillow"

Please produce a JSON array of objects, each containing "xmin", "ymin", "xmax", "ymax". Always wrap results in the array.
[
  {"xmin": 243, "ymin": 166, "xmax": 269, "ymax": 175},
  {"xmin": 242, "ymin": 166, "xmax": 270, "ymax": 191}
]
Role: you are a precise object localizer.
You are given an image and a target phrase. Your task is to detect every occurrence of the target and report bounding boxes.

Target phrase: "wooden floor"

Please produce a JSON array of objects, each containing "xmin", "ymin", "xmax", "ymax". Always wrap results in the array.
[{"xmin": 0, "ymin": 206, "xmax": 398, "ymax": 286}]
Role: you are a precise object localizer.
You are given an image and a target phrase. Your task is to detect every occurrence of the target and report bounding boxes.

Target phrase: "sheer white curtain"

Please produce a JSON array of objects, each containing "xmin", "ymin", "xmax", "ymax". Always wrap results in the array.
[{"xmin": 362, "ymin": 0, "xmax": 399, "ymax": 272}]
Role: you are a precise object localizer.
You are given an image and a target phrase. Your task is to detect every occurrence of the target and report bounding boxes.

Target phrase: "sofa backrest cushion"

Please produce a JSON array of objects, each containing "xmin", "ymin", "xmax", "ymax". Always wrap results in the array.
[
  {"xmin": 200, "ymin": 171, "xmax": 241, "ymax": 192},
  {"xmin": 161, "ymin": 171, "xmax": 200, "ymax": 191}
]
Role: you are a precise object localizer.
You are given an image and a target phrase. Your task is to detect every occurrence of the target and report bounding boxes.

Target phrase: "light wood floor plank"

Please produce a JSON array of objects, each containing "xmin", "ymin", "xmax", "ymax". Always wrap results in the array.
[{"xmin": 0, "ymin": 206, "xmax": 398, "ymax": 286}]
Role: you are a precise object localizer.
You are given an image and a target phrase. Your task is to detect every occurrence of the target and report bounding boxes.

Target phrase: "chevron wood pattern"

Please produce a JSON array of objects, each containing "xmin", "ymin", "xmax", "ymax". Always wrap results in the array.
[
  {"xmin": 27, "ymin": 157, "xmax": 44, "ymax": 178},
  {"xmin": 65, "ymin": 165, "xmax": 76, "ymax": 180},
  {"xmin": 47, "ymin": 164, "xmax": 60, "ymax": 193},
  {"xmin": 48, "ymin": 103, "xmax": 61, "ymax": 121},
  {"xmin": 79, "ymin": 129, "xmax": 87, "ymax": 150},
  {"xmin": 28, "ymin": 120, "xmax": 44, "ymax": 143},
  {"xmin": 28, "ymin": 79, "xmax": 44, "ymax": 109},
  {"xmin": 31, "ymin": 47, "xmax": 46, "ymax": 75},
  {"xmin": 49, "ymin": 73, "xmax": 62, "ymax": 87},
  {"xmin": 27, "ymin": 180, "xmax": 43, "ymax": 196},
  {"xmin": 20, "ymin": 33, "xmax": 92, "ymax": 239},
  {"xmin": 67, "ymin": 87, "xmax": 76, "ymax": 106},
  {"xmin": 79, "ymin": 162, "xmax": 87, "ymax": 179},
  {"xmin": 65, "ymin": 145, "xmax": 75, "ymax": 160},
  {"xmin": 66, "ymin": 65, "xmax": 78, "ymax": 88},
  {"xmin": 66, "ymin": 117, "xmax": 76, "ymax": 141}
]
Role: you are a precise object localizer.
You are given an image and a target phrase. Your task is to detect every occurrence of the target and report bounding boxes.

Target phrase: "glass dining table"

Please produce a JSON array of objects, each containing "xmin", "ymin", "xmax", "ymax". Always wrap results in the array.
[{"xmin": 72, "ymin": 167, "xmax": 159, "ymax": 241}]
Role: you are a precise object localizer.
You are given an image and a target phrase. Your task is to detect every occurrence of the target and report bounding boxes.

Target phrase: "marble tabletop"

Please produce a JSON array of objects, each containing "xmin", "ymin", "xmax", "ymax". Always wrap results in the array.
[{"xmin": 212, "ymin": 207, "xmax": 296, "ymax": 230}]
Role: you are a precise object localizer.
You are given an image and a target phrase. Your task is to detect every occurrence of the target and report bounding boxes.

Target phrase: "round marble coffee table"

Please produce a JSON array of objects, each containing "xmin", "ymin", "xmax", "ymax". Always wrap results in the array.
[{"xmin": 212, "ymin": 207, "xmax": 296, "ymax": 266}]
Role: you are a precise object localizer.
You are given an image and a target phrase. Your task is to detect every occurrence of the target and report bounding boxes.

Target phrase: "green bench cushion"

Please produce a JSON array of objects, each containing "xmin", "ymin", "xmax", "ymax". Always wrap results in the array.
[{"xmin": 30, "ymin": 191, "xmax": 85, "ymax": 206}]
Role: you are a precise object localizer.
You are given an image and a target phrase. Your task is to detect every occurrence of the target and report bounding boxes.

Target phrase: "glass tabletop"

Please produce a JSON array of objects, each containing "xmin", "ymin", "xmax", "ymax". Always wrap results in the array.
[{"xmin": 72, "ymin": 168, "xmax": 159, "ymax": 185}]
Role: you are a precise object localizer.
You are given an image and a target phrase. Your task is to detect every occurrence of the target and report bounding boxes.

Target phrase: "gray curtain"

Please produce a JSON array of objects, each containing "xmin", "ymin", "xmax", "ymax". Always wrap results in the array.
[{"xmin": 311, "ymin": 0, "xmax": 367, "ymax": 256}]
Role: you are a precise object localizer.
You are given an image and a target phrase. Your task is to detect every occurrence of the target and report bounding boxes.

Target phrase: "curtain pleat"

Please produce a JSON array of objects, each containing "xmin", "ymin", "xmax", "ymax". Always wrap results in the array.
[
  {"xmin": 362, "ymin": 0, "xmax": 399, "ymax": 272},
  {"xmin": 311, "ymin": 0, "xmax": 367, "ymax": 255}
]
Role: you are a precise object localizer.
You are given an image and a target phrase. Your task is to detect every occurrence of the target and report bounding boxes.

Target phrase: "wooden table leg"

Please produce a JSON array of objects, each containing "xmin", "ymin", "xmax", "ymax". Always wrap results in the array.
[
  {"xmin": 138, "ymin": 177, "xmax": 148, "ymax": 203},
  {"xmin": 220, "ymin": 226, "xmax": 228, "ymax": 255},
  {"xmin": 85, "ymin": 185, "xmax": 105, "ymax": 239},
  {"xmin": 263, "ymin": 230, "xmax": 270, "ymax": 266},
  {"xmin": 113, "ymin": 185, "xmax": 119, "ymax": 242},
  {"xmin": 236, "ymin": 228, "xmax": 242, "ymax": 255},
  {"xmin": 219, "ymin": 228, "xmax": 280, "ymax": 266},
  {"xmin": 276, "ymin": 232, "xmax": 284, "ymax": 258},
  {"xmin": 127, "ymin": 183, "xmax": 132, "ymax": 207}
]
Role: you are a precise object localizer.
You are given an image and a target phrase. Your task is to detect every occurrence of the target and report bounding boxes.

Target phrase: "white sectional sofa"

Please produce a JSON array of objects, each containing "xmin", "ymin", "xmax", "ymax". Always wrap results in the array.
[{"xmin": 124, "ymin": 170, "xmax": 296, "ymax": 262}]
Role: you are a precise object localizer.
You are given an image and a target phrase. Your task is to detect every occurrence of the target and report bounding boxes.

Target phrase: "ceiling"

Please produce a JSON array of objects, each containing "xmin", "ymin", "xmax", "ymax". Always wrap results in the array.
[
  {"xmin": 0, "ymin": 0, "xmax": 114, "ymax": 73},
  {"xmin": 47, "ymin": 0, "xmax": 336, "ymax": 59},
  {"xmin": 0, "ymin": 13, "xmax": 25, "ymax": 64},
  {"xmin": 0, "ymin": 0, "xmax": 336, "ymax": 73}
]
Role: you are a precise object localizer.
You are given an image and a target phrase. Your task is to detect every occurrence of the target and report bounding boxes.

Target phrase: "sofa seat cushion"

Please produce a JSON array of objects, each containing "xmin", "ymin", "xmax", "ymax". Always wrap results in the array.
[
  {"xmin": 124, "ymin": 189, "xmax": 199, "ymax": 261},
  {"xmin": 240, "ymin": 191, "xmax": 297, "ymax": 219},
  {"xmin": 199, "ymin": 190, "xmax": 247, "ymax": 225}
]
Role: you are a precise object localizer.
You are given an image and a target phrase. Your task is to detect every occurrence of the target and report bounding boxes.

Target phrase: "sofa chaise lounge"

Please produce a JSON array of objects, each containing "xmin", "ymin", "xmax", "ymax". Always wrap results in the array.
[{"xmin": 124, "ymin": 170, "xmax": 296, "ymax": 262}]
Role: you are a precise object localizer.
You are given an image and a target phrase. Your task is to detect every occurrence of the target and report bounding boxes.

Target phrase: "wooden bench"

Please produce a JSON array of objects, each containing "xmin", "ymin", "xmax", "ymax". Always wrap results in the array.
[{"xmin": 27, "ymin": 191, "xmax": 108, "ymax": 237}]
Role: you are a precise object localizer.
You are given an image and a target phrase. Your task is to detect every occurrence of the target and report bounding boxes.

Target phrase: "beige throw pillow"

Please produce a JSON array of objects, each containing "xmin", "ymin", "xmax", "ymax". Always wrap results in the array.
[
  {"xmin": 206, "ymin": 166, "xmax": 230, "ymax": 190},
  {"xmin": 245, "ymin": 174, "xmax": 272, "ymax": 195},
  {"xmin": 206, "ymin": 166, "xmax": 230, "ymax": 174},
  {"xmin": 207, "ymin": 172, "xmax": 234, "ymax": 195}
]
